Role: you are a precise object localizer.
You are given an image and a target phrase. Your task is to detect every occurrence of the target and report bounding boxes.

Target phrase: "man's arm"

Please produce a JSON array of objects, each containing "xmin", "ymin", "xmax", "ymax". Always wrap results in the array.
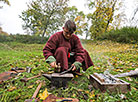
[
  {"xmin": 43, "ymin": 34, "xmax": 59, "ymax": 67},
  {"xmin": 45, "ymin": 56, "xmax": 57, "ymax": 68},
  {"xmin": 71, "ymin": 35, "xmax": 84, "ymax": 70},
  {"xmin": 72, "ymin": 61, "xmax": 82, "ymax": 71}
]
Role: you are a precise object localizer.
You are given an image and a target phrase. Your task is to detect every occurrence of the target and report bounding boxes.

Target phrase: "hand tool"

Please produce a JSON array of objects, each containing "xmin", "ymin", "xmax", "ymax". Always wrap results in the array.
[{"xmin": 60, "ymin": 66, "xmax": 74, "ymax": 75}]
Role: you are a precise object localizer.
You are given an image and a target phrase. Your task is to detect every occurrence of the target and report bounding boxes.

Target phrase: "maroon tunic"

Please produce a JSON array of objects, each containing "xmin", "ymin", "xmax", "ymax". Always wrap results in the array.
[{"xmin": 43, "ymin": 31, "xmax": 94, "ymax": 71}]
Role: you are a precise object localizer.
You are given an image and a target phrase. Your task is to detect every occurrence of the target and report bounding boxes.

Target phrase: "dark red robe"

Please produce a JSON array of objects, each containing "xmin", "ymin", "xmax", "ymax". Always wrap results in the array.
[{"xmin": 43, "ymin": 31, "xmax": 94, "ymax": 71}]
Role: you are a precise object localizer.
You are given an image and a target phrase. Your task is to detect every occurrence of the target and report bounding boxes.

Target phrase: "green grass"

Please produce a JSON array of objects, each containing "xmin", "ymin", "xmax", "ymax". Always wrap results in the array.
[{"xmin": 0, "ymin": 41, "xmax": 138, "ymax": 102}]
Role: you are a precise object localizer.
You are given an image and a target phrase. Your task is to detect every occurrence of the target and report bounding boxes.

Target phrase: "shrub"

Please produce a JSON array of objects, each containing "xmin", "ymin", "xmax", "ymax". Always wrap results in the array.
[
  {"xmin": 0, "ymin": 34, "xmax": 49, "ymax": 44},
  {"xmin": 98, "ymin": 27, "xmax": 138, "ymax": 43}
]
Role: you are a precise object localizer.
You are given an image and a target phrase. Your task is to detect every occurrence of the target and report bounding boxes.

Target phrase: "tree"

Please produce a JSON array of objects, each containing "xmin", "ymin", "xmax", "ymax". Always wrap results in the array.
[
  {"xmin": 65, "ymin": 6, "xmax": 87, "ymax": 36},
  {"xmin": 130, "ymin": 0, "xmax": 138, "ymax": 27},
  {"xmin": 0, "ymin": 27, "xmax": 9, "ymax": 35},
  {"xmin": 86, "ymin": 0, "xmax": 125, "ymax": 39},
  {"xmin": 0, "ymin": 0, "xmax": 10, "ymax": 35},
  {"xmin": 0, "ymin": 0, "xmax": 10, "ymax": 8},
  {"xmin": 20, "ymin": 0, "xmax": 69, "ymax": 37},
  {"xmin": 85, "ymin": 13, "xmax": 93, "ymax": 39}
]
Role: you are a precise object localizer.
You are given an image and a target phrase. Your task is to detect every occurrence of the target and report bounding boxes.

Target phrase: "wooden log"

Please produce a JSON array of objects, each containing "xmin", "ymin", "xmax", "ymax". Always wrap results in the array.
[{"xmin": 114, "ymin": 70, "xmax": 138, "ymax": 78}]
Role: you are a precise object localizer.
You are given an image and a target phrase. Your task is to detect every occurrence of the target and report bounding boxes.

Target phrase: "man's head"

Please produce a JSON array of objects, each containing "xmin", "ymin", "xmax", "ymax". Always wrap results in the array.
[{"xmin": 63, "ymin": 20, "xmax": 76, "ymax": 40}]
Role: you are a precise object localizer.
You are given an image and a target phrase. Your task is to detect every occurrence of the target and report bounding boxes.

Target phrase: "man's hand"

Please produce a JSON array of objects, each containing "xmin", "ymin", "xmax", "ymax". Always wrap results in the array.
[
  {"xmin": 50, "ymin": 61, "xmax": 57, "ymax": 68},
  {"xmin": 71, "ymin": 64, "xmax": 76, "ymax": 71}
]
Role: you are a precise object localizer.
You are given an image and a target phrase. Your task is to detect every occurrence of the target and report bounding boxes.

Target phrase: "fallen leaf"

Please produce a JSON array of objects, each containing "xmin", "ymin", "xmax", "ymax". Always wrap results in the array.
[
  {"xmin": 132, "ymin": 87, "xmax": 137, "ymax": 90},
  {"xmin": 28, "ymin": 85, "xmax": 34, "ymax": 88},
  {"xmin": 89, "ymin": 91, "xmax": 95, "ymax": 98},
  {"xmin": 116, "ymin": 69, "xmax": 123, "ymax": 72},
  {"xmin": 8, "ymin": 86, "xmax": 16, "ymax": 91},
  {"xmin": 75, "ymin": 75, "xmax": 78, "ymax": 78},
  {"xmin": 36, "ymin": 80, "xmax": 41, "ymax": 84},
  {"xmin": 95, "ymin": 67, "xmax": 100, "ymax": 70},
  {"xmin": 40, "ymin": 70, "xmax": 44, "ymax": 73},
  {"xmin": 90, "ymin": 99, "xmax": 95, "ymax": 102},
  {"xmin": 85, "ymin": 91, "xmax": 89, "ymax": 94},
  {"xmin": 73, "ymin": 93, "xmax": 76, "ymax": 97},
  {"xmin": 78, "ymin": 89, "xmax": 83, "ymax": 92},
  {"xmin": 126, "ymin": 77, "xmax": 133, "ymax": 81},
  {"xmin": 120, "ymin": 94, "xmax": 126, "ymax": 99},
  {"xmin": 47, "ymin": 71, "xmax": 54, "ymax": 74},
  {"xmin": 87, "ymin": 76, "xmax": 90, "ymax": 79},
  {"xmin": 39, "ymin": 88, "xmax": 49, "ymax": 100}
]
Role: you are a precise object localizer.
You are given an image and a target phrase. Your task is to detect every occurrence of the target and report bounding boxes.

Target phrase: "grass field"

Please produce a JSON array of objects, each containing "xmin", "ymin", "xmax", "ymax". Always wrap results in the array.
[{"xmin": 0, "ymin": 40, "xmax": 138, "ymax": 102}]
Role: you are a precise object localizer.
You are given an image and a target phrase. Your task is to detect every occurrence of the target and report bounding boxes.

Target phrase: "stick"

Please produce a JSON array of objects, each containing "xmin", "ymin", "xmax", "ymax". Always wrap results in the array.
[{"xmin": 32, "ymin": 82, "xmax": 42, "ymax": 98}]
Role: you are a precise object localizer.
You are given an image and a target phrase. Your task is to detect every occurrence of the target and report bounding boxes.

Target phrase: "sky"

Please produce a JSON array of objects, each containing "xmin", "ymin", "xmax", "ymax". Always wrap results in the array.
[{"xmin": 0, "ymin": 0, "xmax": 135, "ymax": 34}]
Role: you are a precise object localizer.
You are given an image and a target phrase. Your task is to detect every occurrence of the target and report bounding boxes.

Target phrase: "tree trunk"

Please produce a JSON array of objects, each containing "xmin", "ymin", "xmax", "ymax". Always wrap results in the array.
[
  {"xmin": 41, "ymin": 28, "xmax": 47, "ymax": 42},
  {"xmin": 85, "ymin": 31, "xmax": 88, "ymax": 40},
  {"xmin": 105, "ymin": 0, "xmax": 116, "ymax": 32},
  {"xmin": 41, "ymin": 10, "xmax": 55, "ymax": 42},
  {"xmin": 41, "ymin": 9, "xmax": 55, "ymax": 42},
  {"xmin": 42, "ymin": 28, "xmax": 46, "ymax": 38},
  {"xmin": 131, "ymin": 7, "xmax": 138, "ymax": 21}
]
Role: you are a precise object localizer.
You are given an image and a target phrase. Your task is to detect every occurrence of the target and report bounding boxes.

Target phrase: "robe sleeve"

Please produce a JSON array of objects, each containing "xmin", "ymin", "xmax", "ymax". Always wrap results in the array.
[
  {"xmin": 43, "ymin": 34, "xmax": 59, "ymax": 60},
  {"xmin": 73, "ymin": 35, "xmax": 85, "ymax": 63},
  {"xmin": 45, "ymin": 56, "xmax": 56, "ymax": 64}
]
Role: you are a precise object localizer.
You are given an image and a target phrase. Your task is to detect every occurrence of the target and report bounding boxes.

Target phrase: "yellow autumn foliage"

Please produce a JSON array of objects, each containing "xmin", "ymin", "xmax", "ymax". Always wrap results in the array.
[
  {"xmin": 0, "ymin": 27, "xmax": 9, "ymax": 36},
  {"xmin": 75, "ymin": 16, "xmax": 81, "ymax": 22},
  {"xmin": 39, "ymin": 88, "xmax": 49, "ymax": 100}
]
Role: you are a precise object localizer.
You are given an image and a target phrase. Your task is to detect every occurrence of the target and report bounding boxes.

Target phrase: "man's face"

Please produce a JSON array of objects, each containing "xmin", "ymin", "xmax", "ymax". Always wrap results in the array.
[{"xmin": 63, "ymin": 27, "xmax": 73, "ymax": 40}]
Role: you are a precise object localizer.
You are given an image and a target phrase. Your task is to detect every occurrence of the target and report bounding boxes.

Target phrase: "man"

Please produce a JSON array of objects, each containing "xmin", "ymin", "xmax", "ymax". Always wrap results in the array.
[{"xmin": 43, "ymin": 20, "xmax": 94, "ymax": 73}]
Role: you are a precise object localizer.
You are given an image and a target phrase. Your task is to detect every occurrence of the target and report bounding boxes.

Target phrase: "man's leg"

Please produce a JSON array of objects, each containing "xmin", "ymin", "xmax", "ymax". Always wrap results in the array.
[
  {"xmin": 68, "ymin": 52, "xmax": 80, "ymax": 73},
  {"xmin": 54, "ymin": 47, "xmax": 68, "ymax": 71}
]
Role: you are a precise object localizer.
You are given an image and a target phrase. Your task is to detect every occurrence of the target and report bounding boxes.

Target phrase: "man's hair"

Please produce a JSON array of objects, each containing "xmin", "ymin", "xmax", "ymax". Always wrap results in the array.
[{"xmin": 64, "ymin": 20, "xmax": 76, "ymax": 33}]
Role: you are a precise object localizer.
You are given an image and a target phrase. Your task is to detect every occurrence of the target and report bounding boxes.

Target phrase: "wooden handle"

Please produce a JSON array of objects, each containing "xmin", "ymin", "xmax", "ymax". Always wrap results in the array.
[
  {"xmin": 32, "ymin": 82, "xmax": 42, "ymax": 98},
  {"xmin": 27, "ymin": 74, "xmax": 41, "ymax": 81}
]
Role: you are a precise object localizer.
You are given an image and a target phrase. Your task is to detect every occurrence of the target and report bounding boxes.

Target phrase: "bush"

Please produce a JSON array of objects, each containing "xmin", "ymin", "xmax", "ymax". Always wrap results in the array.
[
  {"xmin": 0, "ymin": 34, "xmax": 49, "ymax": 44},
  {"xmin": 98, "ymin": 27, "xmax": 138, "ymax": 43}
]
